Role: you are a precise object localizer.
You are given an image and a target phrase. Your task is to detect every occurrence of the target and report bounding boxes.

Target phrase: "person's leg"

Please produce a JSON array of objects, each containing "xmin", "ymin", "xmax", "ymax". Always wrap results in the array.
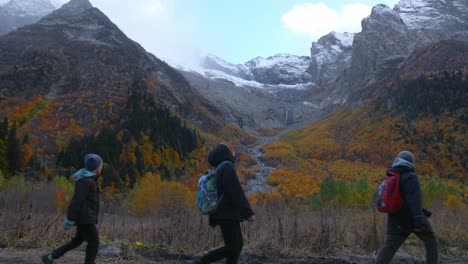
[
  {"xmin": 50, "ymin": 226, "xmax": 85, "ymax": 259},
  {"xmin": 375, "ymin": 233, "xmax": 409, "ymax": 264},
  {"xmin": 199, "ymin": 221, "xmax": 242, "ymax": 264},
  {"xmin": 415, "ymin": 231, "xmax": 439, "ymax": 264},
  {"xmin": 80, "ymin": 224, "xmax": 100, "ymax": 264},
  {"xmin": 225, "ymin": 221, "xmax": 243, "ymax": 264}
]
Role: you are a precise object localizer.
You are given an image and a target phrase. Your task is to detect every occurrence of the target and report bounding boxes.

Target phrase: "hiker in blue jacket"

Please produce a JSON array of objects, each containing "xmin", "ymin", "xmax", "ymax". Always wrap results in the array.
[
  {"xmin": 42, "ymin": 154, "xmax": 103, "ymax": 264},
  {"xmin": 376, "ymin": 151, "xmax": 439, "ymax": 264},
  {"xmin": 189, "ymin": 143, "xmax": 255, "ymax": 264}
]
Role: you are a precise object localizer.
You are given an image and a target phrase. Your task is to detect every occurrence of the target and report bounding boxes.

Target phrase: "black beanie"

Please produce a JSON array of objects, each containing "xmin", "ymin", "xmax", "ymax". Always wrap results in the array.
[{"xmin": 84, "ymin": 153, "xmax": 103, "ymax": 171}]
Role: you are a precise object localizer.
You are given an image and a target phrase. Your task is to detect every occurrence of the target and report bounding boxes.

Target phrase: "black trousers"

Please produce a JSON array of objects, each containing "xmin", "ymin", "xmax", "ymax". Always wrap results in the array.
[
  {"xmin": 200, "ymin": 220, "xmax": 243, "ymax": 264},
  {"xmin": 376, "ymin": 231, "xmax": 439, "ymax": 264},
  {"xmin": 52, "ymin": 224, "xmax": 99, "ymax": 264}
]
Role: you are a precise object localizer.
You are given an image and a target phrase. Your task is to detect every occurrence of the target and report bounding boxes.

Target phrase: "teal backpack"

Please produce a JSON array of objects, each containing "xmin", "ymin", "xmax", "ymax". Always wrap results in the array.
[{"xmin": 197, "ymin": 161, "xmax": 231, "ymax": 215}]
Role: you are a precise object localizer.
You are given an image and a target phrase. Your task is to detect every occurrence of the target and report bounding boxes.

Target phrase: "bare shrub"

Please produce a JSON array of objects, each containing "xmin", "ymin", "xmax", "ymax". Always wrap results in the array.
[{"xmin": 0, "ymin": 180, "xmax": 466, "ymax": 258}]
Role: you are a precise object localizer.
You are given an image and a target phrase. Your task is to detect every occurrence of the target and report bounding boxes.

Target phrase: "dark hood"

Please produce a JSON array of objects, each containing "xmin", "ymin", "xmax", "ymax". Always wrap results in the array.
[{"xmin": 208, "ymin": 143, "xmax": 235, "ymax": 167}]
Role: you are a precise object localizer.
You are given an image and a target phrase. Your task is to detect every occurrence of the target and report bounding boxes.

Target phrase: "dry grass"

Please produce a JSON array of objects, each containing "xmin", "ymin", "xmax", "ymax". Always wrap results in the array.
[{"xmin": 0, "ymin": 182, "xmax": 466, "ymax": 258}]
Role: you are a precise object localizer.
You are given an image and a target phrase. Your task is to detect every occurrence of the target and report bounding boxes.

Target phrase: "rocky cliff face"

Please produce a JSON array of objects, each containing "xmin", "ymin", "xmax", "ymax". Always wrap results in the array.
[
  {"xmin": 307, "ymin": 32, "xmax": 354, "ymax": 88},
  {"xmin": 0, "ymin": 0, "xmax": 55, "ymax": 34},
  {"xmin": 348, "ymin": 0, "xmax": 468, "ymax": 91},
  {"xmin": 350, "ymin": 4, "xmax": 414, "ymax": 86},
  {"xmin": 301, "ymin": 0, "xmax": 468, "ymax": 105}
]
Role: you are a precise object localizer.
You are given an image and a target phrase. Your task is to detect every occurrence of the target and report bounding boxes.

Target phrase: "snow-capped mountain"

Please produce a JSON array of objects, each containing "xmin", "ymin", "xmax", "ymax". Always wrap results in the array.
[
  {"xmin": 179, "ymin": 53, "xmax": 319, "ymax": 129},
  {"xmin": 245, "ymin": 54, "xmax": 312, "ymax": 85},
  {"xmin": 307, "ymin": 32, "xmax": 354, "ymax": 87},
  {"xmin": 0, "ymin": 0, "xmax": 55, "ymax": 34},
  {"xmin": 181, "ymin": 0, "xmax": 468, "ymax": 129},
  {"xmin": 201, "ymin": 54, "xmax": 254, "ymax": 81},
  {"xmin": 200, "ymin": 53, "xmax": 312, "ymax": 87}
]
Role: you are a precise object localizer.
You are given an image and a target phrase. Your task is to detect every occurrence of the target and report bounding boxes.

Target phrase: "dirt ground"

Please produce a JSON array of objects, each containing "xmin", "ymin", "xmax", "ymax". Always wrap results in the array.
[{"xmin": 1, "ymin": 248, "xmax": 467, "ymax": 264}]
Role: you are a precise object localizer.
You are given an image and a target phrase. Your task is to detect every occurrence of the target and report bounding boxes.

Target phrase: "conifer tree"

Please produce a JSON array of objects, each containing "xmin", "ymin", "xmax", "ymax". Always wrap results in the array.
[
  {"xmin": 7, "ymin": 122, "xmax": 21, "ymax": 173},
  {"xmin": 0, "ymin": 139, "xmax": 7, "ymax": 171}
]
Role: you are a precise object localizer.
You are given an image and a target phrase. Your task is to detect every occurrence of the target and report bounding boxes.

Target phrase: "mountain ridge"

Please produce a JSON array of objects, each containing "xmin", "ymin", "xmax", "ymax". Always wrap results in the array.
[
  {"xmin": 0, "ymin": 0, "xmax": 221, "ymax": 165},
  {"xmin": 200, "ymin": 53, "xmax": 312, "ymax": 86}
]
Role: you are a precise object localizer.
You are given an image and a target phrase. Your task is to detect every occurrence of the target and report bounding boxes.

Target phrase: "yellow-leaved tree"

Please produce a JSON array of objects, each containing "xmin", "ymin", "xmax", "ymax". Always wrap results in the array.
[{"xmin": 129, "ymin": 172, "xmax": 195, "ymax": 216}]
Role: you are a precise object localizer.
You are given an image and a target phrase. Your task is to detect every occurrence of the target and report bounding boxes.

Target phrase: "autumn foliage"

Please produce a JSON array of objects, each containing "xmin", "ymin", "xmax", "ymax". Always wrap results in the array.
[
  {"xmin": 261, "ymin": 71, "xmax": 467, "ymax": 206},
  {"xmin": 128, "ymin": 172, "xmax": 195, "ymax": 216}
]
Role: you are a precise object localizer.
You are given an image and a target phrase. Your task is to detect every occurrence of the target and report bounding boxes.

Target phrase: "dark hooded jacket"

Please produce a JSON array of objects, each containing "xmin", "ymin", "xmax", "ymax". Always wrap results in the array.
[
  {"xmin": 387, "ymin": 162, "xmax": 431, "ymax": 234},
  {"xmin": 208, "ymin": 144, "xmax": 254, "ymax": 226},
  {"xmin": 67, "ymin": 175, "xmax": 100, "ymax": 225}
]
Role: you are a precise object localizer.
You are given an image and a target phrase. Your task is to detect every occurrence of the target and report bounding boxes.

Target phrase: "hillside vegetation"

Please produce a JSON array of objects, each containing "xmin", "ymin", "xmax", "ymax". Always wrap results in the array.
[{"xmin": 260, "ymin": 70, "xmax": 467, "ymax": 207}]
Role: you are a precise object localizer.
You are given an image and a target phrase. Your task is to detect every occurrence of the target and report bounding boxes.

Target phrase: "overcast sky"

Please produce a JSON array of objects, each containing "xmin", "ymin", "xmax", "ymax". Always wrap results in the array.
[{"xmin": 1, "ymin": 0, "xmax": 400, "ymax": 65}]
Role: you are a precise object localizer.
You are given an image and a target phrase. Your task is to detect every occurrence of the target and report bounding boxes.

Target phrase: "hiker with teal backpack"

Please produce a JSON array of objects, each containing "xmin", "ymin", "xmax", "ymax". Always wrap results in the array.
[
  {"xmin": 375, "ymin": 151, "xmax": 439, "ymax": 264},
  {"xmin": 42, "ymin": 154, "xmax": 103, "ymax": 264},
  {"xmin": 190, "ymin": 143, "xmax": 255, "ymax": 264}
]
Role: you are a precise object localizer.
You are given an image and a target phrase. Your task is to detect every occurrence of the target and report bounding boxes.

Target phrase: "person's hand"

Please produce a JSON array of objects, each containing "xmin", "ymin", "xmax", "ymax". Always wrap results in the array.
[
  {"xmin": 247, "ymin": 215, "xmax": 256, "ymax": 223},
  {"xmin": 63, "ymin": 219, "xmax": 76, "ymax": 229}
]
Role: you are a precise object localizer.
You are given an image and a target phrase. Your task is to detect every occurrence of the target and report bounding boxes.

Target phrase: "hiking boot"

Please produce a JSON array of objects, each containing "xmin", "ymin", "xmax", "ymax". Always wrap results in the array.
[{"xmin": 41, "ymin": 254, "xmax": 54, "ymax": 264}]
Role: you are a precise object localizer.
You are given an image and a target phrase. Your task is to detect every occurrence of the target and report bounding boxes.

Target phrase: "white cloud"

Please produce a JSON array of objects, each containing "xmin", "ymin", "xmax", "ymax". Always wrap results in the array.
[
  {"xmin": 50, "ymin": 0, "xmax": 68, "ymax": 8},
  {"xmin": 282, "ymin": 2, "xmax": 372, "ymax": 39},
  {"xmin": 0, "ymin": 0, "xmax": 201, "ymax": 66},
  {"xmin": 0, "ymin": 0, "xmax": 202, "ymax": 66},
  {"xmin": 89, "ymin": 0, "xmax": 203, "ymax": 66}
]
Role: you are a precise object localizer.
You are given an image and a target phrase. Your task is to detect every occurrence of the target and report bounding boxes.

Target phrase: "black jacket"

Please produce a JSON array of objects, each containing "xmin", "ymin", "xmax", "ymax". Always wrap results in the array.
[
  {"xmin": 387, "ymin": 166, "xmax": 431, "ymax": 234},
  {"xmin": 67, "ymin": 176, "xmax": 100, "ymax": 225},
  {"xmin": 208, "ymin": 144, "xmax": 254, "ymax": 226}
]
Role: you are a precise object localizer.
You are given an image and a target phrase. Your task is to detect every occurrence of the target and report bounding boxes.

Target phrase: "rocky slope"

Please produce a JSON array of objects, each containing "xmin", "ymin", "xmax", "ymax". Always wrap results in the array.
[
  {"xmin": 351, "ymin": 39, "xmax": 468, "ymax": 103},
  {"xmin": 0, "ymin": 0, "xmax": 55, "ymax": 34}
]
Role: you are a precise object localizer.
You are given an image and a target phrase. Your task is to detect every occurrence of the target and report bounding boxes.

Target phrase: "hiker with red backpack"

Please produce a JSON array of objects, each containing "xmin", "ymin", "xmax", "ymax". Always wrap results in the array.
[
  {"xmin": 375, "ymin": 151, "xmax": 439, "ymax": 264},
  {"xmin": 189, "ymin": 143, "xmax": 255, "ymax": 264}
]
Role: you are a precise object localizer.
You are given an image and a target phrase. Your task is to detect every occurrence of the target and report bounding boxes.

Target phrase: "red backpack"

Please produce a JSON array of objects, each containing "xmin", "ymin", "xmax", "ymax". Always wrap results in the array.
[{"xmin": 377, "ymin": 171, "xmax": 404, "ymax": 213}]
